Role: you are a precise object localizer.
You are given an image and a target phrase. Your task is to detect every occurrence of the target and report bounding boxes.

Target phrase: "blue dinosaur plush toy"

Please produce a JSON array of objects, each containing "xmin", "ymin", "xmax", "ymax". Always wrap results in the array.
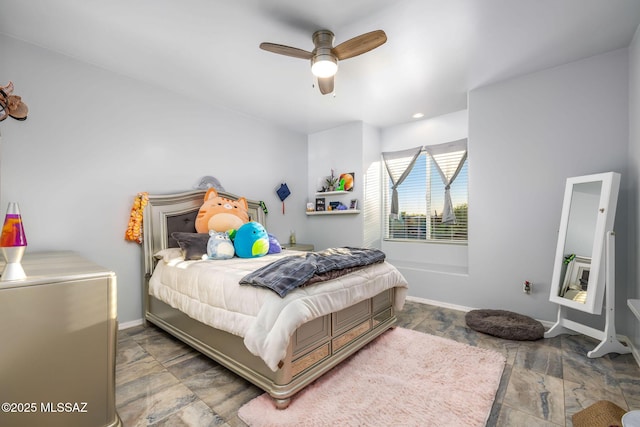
[
  {"xmin": 234, "ymin": 222, "xmax": 269, "ymax": 258},
  {"xmin": 207, "ymin": 230, "xmax": 235, "ymax": 260}
]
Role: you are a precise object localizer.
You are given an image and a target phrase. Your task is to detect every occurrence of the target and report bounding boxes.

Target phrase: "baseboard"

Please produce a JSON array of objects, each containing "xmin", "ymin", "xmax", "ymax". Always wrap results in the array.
[
  {"xmin": 405, "ymin": 296, "xmax": 640, "ymax": 368},
  {"xmin": 536, "ymin": 319, "xmax": 556, "ymax": 328},
  {"xmin": 119, "ymin": 318, "xmax": 144, "ymax": 330},
  {"xmin": 405, "ymin": 295, "xmax": 474, "ymax": 312},
  {"xmin": 612, "ymin": 334, "xmax": 640, "ymax": 368},
  {"xmin": 622, "ymin": 334, "xmax": 640, "ymax": 367},
  {"xmin": 406, "ymin": 296, "xmax": 577, "ymax": 331}
]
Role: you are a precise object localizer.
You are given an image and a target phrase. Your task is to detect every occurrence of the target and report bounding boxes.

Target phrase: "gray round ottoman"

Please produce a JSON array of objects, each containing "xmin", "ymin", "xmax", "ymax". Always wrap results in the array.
[{"xmin": 465, "ymin": 309, "xmax": 544, "ymax": 341}]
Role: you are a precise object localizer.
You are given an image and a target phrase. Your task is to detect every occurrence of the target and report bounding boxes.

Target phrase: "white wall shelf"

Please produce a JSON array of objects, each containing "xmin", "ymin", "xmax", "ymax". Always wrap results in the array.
[
  {"xmin": 315, "ymin": 191, "xmax": 351, "ymax": 196},
  {"xmin": 306, "ymin": 210, "xmax": 360, "ymax": 216}
]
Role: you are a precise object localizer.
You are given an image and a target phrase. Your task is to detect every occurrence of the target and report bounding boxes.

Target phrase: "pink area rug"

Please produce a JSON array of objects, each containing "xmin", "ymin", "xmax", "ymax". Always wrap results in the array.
[{"xmin": 238, "ymin": 327, "xmax": 505, "ymax": 427}]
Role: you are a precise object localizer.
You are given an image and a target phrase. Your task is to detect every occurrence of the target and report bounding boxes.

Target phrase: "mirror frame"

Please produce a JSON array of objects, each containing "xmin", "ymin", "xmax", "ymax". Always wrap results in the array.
[{"xmin": 548, "ymin": 172, "xmax": 620, "ymax": 314}]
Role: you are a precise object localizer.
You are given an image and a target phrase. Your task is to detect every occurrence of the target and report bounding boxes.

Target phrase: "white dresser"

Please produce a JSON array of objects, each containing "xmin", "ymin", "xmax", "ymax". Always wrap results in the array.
[{"xmin": 0, "ymin": 251, "xmax": 121, "ymax": 427}]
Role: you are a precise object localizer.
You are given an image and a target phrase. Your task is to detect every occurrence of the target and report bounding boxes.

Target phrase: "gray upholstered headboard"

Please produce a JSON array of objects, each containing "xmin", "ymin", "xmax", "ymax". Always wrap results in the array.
[
  {"xmin": 142, "ymin": 189, "xmax": 266, "ymax": 276},
  {"xmin": 166, "ymin": 210, "xmax": 199, "ymax": 248}
]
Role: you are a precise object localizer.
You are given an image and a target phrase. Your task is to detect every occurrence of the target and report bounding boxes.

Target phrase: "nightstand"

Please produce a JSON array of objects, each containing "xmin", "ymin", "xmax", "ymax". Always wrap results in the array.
[
  {"xmin": 281, "ymin": 243, "xmax": 314, "ymax": 252},
  {"xmin": 0, "ymin": 251, "xmax": 121, "ymax": 427}
]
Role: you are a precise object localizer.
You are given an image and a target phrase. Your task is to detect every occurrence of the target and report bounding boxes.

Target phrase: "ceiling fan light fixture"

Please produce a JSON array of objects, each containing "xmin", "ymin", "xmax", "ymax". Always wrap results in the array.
[
  {"xmin": 260, "ymin": 28, "xmax": 386, "ymax": 94},
  {"xmin": 311, "ymin": 54, "xmax": 338, "ymax": 78}
]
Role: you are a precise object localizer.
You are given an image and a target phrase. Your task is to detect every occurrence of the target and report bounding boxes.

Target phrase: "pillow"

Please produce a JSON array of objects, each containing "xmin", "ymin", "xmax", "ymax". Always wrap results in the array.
[
  {"xmin": 154, "ymin": 248, "xmax": 183, "ymax": 263},
  {"xmin": 171, "ymin": 232, "xmax": 209, "ymax": 260}
]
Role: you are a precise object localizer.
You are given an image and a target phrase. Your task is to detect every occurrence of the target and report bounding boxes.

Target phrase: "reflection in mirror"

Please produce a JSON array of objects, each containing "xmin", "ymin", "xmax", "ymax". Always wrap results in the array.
[
  {"xmin": 557, "ymin": 181, "xmax": 601, "ymax": 303},
  {"xmin": 558, "ymin": 255, "xmax": 590, "ymax": 302}
]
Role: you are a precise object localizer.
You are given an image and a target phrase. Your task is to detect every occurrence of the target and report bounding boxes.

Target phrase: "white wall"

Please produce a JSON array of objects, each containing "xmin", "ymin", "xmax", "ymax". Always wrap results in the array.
[
  {"xmin": 628, "ymin": 23, "xmax": 640, "ymax": 350},
  {"xmin": 375, "ymin": 50, "xmax": 630, "ymax": 325},
  {"xmin": 305, "ymin": 122, "xmax": 383, "ymax": 251},
  {"xmin": 306, "ymin": 122, "xmax": 365, "ymax": 250},
  {"xmin": 0, "ymin": 35, "xmax": 308, "ymax": 323},
  {"xmin": 381, "ymin": 111, "xmax": 468, "ymax": 153},
  {"xmin": 380, "ymin": 110, "xmax": 469, "ymax": 267},
  {"xmin": 468, "ymin": 48, "xmax": 629, "ymax": 325},
  {"xmin": 362, "ymin": 123, "xmax": 382, "ymax": 249},
  {"xmin": 378, "ymin": 110, "xmax": 470, "ymax": 306}
]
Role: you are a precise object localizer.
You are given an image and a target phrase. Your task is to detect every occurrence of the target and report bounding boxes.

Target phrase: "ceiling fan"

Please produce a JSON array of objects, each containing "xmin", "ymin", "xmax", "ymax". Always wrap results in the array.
[{"xmin": 259, "ymin": 29, "xmax": 387, "ymax": 95}]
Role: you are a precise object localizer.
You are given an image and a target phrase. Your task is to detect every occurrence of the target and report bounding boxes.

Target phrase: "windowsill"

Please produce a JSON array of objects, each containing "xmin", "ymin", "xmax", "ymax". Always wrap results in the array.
[{"xmin": 387, "ymin": 259, "xmax": 468, "ymax": 276}]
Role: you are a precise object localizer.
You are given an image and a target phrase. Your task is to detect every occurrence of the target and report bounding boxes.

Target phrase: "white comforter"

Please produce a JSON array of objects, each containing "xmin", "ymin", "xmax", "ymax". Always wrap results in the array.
[{"xmin": 149, "ymin": 248, "xmax": 408, "ymax": 371}]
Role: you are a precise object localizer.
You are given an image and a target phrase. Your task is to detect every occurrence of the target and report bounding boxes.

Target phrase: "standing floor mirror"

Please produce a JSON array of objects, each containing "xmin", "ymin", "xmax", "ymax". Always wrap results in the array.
[{"xmin": 545, "ymin": 172, "xmax": 630, "ymax": 358}]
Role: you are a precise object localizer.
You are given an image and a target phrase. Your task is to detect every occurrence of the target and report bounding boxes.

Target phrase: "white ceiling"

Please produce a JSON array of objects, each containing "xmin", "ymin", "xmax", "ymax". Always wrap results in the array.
[{"xmin": 1, "ymin": 0, "xmax": 639, "ymax": 134}]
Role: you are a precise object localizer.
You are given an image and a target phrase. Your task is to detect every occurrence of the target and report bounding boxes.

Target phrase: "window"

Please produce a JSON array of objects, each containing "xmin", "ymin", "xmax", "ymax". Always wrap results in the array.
[{"xmin": 383, "ymin": 142, "xmax": 468, "ymax": 242}]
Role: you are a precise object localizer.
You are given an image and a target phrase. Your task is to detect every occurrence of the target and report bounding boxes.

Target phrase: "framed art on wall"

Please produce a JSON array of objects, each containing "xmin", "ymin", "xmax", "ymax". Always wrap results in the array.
[{"xmin": 339, "ymin": 173, "xmax": 354, "ymax": 191}]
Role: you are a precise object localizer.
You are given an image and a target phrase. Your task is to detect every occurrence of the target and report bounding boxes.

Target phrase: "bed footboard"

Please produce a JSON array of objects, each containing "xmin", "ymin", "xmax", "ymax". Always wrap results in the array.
[{"xmin": 145, "ymin": 287, "xmax": 397, "ymax": 409}]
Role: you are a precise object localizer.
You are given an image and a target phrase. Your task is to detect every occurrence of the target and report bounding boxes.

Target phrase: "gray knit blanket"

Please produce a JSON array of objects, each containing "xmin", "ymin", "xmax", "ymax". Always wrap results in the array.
[{"xmin": 239, "ymin": 247, "xmax": 386, "ymax": 297}]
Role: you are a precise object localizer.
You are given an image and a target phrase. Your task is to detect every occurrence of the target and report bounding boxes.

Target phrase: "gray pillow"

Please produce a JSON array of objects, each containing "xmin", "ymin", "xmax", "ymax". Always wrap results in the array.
[{"xmin": 171, "ymin": 232, "xmax": 209, "ymax": 260}]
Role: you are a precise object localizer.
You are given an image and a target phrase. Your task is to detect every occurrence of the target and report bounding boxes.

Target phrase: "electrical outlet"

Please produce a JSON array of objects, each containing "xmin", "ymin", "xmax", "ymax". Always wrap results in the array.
[{"xmin": 523, "ymin": 280, "xmax": 532, "ymax": 294}]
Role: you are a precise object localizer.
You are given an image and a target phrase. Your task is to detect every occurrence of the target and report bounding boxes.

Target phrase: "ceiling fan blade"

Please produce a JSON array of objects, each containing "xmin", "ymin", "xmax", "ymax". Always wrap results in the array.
[
  {"xmin": 317, "ymin": 76, "xmax": 334, "ymax": 95},
  {"xmin": 332, "ymin": 30, "xmax": 387, "ymax": 60},
  {"xmin": 259, "ymin": 42, "xmax": 313, "ymax": 60}
]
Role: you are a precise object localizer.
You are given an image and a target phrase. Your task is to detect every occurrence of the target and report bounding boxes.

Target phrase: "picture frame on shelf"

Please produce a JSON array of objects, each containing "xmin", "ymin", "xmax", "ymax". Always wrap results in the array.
[
  {"xmin": 349, "ymin": 199, "xmax": 358, "ymax": 209},
  {"xmin": 315, "ymin": 198, "xmax": 326, "ymax": 211}
]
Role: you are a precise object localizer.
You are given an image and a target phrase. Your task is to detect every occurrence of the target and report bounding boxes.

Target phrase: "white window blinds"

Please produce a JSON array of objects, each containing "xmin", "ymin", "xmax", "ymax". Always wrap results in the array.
[{"xmin": 383, "ymin": 139, "xmax": 468, "ymax": 242}]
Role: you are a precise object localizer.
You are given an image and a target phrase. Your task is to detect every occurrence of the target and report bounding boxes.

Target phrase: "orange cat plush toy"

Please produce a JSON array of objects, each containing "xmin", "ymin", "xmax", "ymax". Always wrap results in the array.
[{"xmin": 195, "ymin": 188, "xmax": 250, "ymax": 233}]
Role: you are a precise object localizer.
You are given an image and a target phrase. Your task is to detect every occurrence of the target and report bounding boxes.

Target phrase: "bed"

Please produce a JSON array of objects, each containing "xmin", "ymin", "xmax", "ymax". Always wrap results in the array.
[{"xmin": 142, "ymin": 189, "xmax": 408, "ymax": 409}]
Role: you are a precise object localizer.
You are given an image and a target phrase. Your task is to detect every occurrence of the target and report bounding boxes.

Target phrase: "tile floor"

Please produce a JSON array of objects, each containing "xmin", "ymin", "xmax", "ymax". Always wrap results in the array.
[{"xmin": 115, "ymin": 300, "xmax": 640, "ymax": 426}]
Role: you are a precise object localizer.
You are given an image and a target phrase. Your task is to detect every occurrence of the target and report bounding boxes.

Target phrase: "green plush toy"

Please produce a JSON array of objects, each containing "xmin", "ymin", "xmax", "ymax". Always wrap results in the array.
[{"xmin": 233, "ymin": 222, "xmax": 269, "ymax": 258}]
